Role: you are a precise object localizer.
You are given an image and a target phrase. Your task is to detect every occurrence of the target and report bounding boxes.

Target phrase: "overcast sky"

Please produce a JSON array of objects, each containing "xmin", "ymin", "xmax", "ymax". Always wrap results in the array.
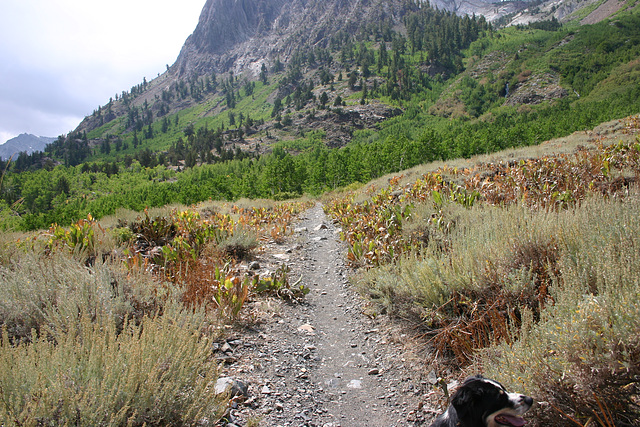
[{"xmin": 0, "ymin": 0, "xmax": 205, "ymax": 145}]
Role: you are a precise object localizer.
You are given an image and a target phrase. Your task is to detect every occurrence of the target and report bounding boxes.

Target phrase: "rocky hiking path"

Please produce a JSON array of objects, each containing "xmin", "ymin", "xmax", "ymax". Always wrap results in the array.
[{"xmin": 217, "ymin": 203, "xmax": 434, "ymax": 426}]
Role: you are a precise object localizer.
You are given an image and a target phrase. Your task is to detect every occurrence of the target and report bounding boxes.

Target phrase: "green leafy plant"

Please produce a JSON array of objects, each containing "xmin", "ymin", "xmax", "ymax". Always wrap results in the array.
[
  {"xmin": 254, "ymin": 265, "xmax": 309, "ymax": 300},
  {"xmin": 46, "ymin": 214, "xmax": 100, "ymax": 255}
]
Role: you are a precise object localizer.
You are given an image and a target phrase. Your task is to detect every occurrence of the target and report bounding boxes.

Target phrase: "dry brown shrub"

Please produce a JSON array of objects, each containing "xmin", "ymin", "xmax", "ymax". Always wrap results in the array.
[
  {"xmin": 176, "ymin": 260, "xmax": 250, "ymax": 319},
  {"xmin": 530, "ymin": 347, "xmax": 640, "ymax": 427},
  {"xmin": 427, "ymin": 92, "xmax": 468, "ymax": 118},
  {"xmin": 428, "ymin": 289, "xmax": 519, "ymax": 366},
  {"xmin": 517, "ymin": 104, "xmax": 532, "ymax": 114},
  {"xmin": 517, "ymin": 69, "xmax": 532, "ymax": 82},
  {"xmin": 426, "ymin": 236, "xmax": 561, "ymax": 367},
  {"xmin": 507, "ymin": 238, "xmax": 560, "ymax": 312}
]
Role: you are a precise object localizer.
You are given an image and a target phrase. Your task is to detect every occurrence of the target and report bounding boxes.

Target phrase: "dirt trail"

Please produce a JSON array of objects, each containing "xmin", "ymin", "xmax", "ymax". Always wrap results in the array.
[{"xmin": 220, "ymin": 203, "xmax": 431, "ymax": 426}]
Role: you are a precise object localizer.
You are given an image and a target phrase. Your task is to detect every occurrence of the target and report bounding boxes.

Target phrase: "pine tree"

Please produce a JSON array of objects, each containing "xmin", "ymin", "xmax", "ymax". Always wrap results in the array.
[
  {"xmin": 360, "ymin": 79, "xmax": 368, "ymax": 105},
  {"xmin": 185, "ymin": 150, "xmax": 197, "ymax": 168},
  {"xmin": 54, "ymin": 176, "xmax": 70, "ymax": 195},
  {"xmin": 320, "ymin": 92, "xmax": 329, "ymax": 108},
  {"xmin": 348, "ymin": 71, "xmax": 358, "ymax": 90},
  {"xmin": 260, "ymin": 63, "xmax": 268, "ymax": 85},
  {"xmin": 145, "ymin": 124, "xmax": 154, "ymax": 140},
  {"xmin": 272, "ymin": 98, "xmax": 283, "ymax": 117},
  {"xmin": 378, "ymin": 42, "xmax": 388, "ymax": 72},
  {"xmin": 100, "ymin": 139, "xmax": 111, "ymax": 154}
]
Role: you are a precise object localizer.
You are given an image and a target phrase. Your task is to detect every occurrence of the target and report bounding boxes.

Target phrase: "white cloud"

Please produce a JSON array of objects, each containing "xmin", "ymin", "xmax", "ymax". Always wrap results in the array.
[{"xmin": 0, "ymin": 0, "xmax": 204, "ymax": 142}]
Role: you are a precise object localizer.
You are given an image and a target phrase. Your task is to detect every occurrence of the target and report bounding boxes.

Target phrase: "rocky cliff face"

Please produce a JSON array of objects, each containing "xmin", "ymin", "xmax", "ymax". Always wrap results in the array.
[
  {"xmin": 171, "ymin": 0, "xmax": 565, "ymax": 79},
  {"xmin": 172, "ymin": 0, "xmax": 413, "ymax": 78}
]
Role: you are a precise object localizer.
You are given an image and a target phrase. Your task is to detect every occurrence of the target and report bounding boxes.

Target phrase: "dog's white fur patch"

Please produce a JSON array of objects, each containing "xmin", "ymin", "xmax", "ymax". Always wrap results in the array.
[
  {"xmin": 441, "ymin": 408, "xmax": 452, "ymax": 420},
  {"xmin": 479, "ymin": 378, "xmax": 531, "ymax": 427}
]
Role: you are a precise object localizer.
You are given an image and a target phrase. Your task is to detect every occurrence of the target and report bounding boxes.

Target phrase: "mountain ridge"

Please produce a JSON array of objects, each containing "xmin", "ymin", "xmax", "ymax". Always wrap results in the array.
[
  {"xmin": 171, "ymin": 0, "xmax": 603, "ymax": 79},
  {"xmin": 172, "ymin": 0, "xmax": 414, "ymax": 78},
  {"xmin": 69, "ymin": 0, "xmax": 614, "ymax": 142},
  {"xmin": 0, "ymin": 133, "xmax": 55, "ymax": 161}
]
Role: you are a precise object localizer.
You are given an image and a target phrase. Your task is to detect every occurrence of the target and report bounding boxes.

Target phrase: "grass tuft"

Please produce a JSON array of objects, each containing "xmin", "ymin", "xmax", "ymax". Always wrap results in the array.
[{"xmin": 0, "ymin": 252, "xmax": 160, "ymax": 344}]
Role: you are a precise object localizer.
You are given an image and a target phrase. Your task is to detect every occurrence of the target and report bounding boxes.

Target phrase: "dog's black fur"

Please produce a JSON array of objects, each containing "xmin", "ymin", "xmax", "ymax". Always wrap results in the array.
[{"xmin": 429, "ymin": 375, "xmax": 533, "ymax": 427}]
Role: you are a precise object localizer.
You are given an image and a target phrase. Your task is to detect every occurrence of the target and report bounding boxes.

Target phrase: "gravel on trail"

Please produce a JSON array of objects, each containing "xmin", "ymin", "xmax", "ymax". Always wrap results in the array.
[{"xmin": 214, "ymin": 203, "xmax": 442, "ymax": 427}]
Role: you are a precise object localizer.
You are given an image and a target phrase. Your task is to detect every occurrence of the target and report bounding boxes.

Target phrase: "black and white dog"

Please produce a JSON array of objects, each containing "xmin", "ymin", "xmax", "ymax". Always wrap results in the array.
[{"xmin": 429, "ymin": 375, "xmax": 533, "ymax": 427}]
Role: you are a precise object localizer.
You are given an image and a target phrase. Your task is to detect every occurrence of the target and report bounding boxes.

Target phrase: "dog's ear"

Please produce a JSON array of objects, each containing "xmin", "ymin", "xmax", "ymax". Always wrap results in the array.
[{"xmin": 451, "ymin": 382, "xmax": 483, "ymax": 421}]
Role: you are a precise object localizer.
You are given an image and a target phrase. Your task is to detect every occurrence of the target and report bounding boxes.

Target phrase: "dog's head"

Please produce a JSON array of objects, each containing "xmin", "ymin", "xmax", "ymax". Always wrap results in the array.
[{"xmin": 451, "ymin": 375, "xmax": 533, "ymax": 427}]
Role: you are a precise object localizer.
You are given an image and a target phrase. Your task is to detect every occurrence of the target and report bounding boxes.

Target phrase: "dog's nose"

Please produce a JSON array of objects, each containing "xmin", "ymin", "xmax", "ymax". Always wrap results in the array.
[{"xmin": 523, "ymin": 396, "xmax": 533, "ymax": 406}]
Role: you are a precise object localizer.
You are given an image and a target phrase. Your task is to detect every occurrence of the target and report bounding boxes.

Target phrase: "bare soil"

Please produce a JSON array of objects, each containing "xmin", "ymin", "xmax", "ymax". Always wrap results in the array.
[
  {"xmin": 581, "ymin": 0, "xmax": 626, "ymax": 25},
  {"xmin": 216, "ymin": 203, "xmax": 438, "ymax": 426}
]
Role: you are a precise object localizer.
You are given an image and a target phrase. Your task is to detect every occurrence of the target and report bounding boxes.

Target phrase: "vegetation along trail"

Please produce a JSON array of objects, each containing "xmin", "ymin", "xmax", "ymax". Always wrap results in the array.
[{"xmin": 220, "ymin": 202, "xmax": 429, "ymax": 426}]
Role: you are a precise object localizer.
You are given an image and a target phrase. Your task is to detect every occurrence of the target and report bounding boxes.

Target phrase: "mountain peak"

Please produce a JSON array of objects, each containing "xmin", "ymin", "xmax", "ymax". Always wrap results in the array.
[
  {"xmin": 170, "ymin": 0, "xmax": 585, "ymax": 79},
  {"xmin": 0, "ymin": 134, "xmax": 55, "ymax": 160},
  {"xmin": 172, "ymin": 0, "xmax": 414, "ymax": 77}
]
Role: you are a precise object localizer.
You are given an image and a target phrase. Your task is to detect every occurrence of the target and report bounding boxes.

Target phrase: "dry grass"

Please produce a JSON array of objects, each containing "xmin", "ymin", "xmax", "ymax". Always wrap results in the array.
[
  {"xmin": 0, "ymin": 252, "xmax": 160, "ymax": 344},
  {"xmin": 0, "ymin": 302, "xmax": 224, "ymax": 426},
  {"xmin": 0, "ymin": 231, "xmax": 30, "ymax": 268},
  {"xmin": 479, "ymin": 191, "xmax": 640, "ymax": 426},
  {"xmin": 357, "ymin": 201, "xmax": 564, "ymax": 361},
  {"xmin": 358, "ymin": 187, "xmax": 640, "ymax": 424},
  {"xmin": 0, "ymin": 250, "xmax": 226, "ymax": 426},
  {"xmin": 213, "ymin": 227, "xmax": 259, "ymax": 260}
]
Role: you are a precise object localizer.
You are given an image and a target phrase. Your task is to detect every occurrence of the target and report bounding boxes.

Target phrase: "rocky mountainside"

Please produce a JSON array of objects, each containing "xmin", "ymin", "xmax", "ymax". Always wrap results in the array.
[
  {"xmin": 429, "ymin": 0, "xmax": 607, "ymax": 25},
  {"xmin": 171, "ymin": 0, "xmax": 584, "ymax": 79},
  {"xmin": 62, "ymin": 0, "xmax": 634, "ymax": 170},
  {"xmin": 430, "ymin": 0, "xmax": 532, "ymax": 22},
  {"xmin": 172, "ymin": 0, "xmax": 413, "ymax": 78}
]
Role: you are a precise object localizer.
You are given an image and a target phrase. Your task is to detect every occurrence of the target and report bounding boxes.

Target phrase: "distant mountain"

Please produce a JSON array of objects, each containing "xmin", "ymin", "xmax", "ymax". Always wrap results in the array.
[{"xmin": 0, "ymin": 134, "xmax": 55, "ymax": 160}]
